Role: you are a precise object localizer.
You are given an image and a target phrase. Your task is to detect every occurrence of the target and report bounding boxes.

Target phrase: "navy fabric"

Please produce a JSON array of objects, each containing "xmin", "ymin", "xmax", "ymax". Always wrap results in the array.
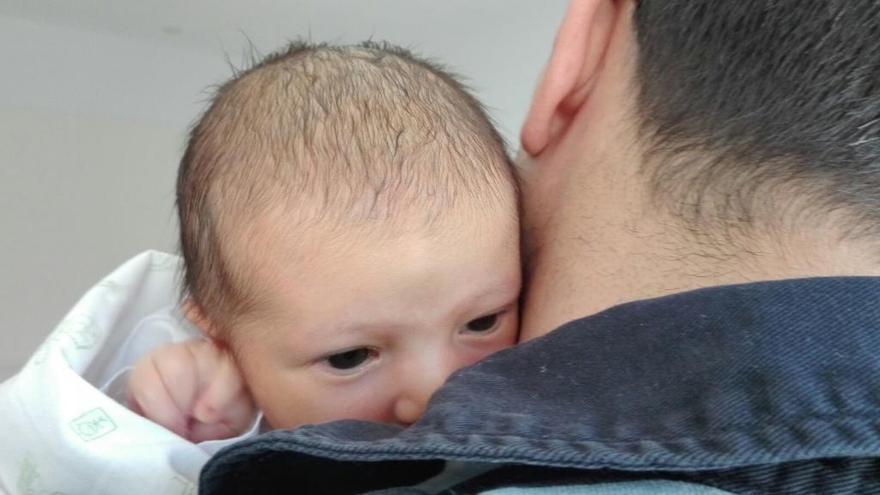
[
  {"xmin": 440, "ymin": 458, "xmax": 880, "ymax": 494},
  {"xmin": 199, "ymin": 277, "xmax": 880, "ymax": 494}
]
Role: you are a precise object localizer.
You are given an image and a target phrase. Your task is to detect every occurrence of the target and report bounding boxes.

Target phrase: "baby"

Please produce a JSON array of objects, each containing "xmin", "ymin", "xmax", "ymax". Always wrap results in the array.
[{"xmin": 128, "ymin": 41, "xmax": 522, "ymax": 442}]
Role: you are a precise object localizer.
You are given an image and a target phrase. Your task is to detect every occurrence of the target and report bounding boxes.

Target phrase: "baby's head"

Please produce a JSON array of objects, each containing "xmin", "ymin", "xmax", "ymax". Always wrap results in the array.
[{"xmin": 177, "ymin": 42, "xmax": 521, "ymax": 429}]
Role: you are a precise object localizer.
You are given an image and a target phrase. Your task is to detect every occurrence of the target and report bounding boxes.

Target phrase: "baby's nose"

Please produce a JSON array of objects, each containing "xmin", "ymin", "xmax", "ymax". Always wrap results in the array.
[
  {"xmin": 393, "ymin": 396, "xmax": 427, "ymax": 426},
  {"xmin": 392, "ymin": 359, "xmax": 458, "ymax": 425}
]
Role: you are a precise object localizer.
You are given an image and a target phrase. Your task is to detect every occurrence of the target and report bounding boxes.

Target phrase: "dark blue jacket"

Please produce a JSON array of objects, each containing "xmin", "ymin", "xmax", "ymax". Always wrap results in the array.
[{"xmin": 200, "ymin": 277, "xmax": 880, "ymax": 494}]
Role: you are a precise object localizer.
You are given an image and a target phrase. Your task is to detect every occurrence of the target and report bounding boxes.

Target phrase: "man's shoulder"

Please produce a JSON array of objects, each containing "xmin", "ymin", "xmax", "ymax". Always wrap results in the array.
[{"xmin": 200, "ymin": 278, "xmax": 880, "ymax": 495}]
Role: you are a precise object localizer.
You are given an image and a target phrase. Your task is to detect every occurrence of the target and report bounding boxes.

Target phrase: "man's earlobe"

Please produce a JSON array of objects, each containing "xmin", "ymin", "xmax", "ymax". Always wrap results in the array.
[
  {"xmin": 521, "ymin": 0, "xmax": 617, "ymax": 156},
  {"xmin": 181, "ymin": 298, "xmax": 221, "ymax": 340}
]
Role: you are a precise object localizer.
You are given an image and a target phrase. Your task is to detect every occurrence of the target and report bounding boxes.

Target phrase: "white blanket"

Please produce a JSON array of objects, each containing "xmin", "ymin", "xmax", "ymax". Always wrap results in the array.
[{"xmin": 0, "ymin": 251, "xmax": 257, "ymax": 495}]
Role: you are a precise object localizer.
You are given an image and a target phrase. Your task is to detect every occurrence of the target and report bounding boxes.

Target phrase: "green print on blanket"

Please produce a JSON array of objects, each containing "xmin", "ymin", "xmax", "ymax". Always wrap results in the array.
[
  {"xmin": 69, "ymin": 407, "xmax": 117, "ymax": 442},
  {"xmin": 17, "ymin": 456, "xmax": 66, "ymax": 495},
  {"xmin": 31, "ymin": 314, "xmax": 103, "ymax": 366},
  {"xmin": 55, "ymin": 315, "xmax": 101, "ymax": 350}
]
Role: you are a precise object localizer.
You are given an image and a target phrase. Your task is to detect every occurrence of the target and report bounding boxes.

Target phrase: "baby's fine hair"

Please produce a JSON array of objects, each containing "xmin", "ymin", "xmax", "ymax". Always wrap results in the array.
[{"xmin": 176, "ymin": 41, "xmax": 515, "ymax": 324}]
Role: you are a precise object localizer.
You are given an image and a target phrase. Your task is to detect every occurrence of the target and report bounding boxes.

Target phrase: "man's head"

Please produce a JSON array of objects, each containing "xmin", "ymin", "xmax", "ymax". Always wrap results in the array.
[
  {"xmin": 518, "ymin": 0, "xmax": 880, "ymax": 339},
  {"xmin": 177, "ymin": 42, "xmax": 521, "ymax": 428}
]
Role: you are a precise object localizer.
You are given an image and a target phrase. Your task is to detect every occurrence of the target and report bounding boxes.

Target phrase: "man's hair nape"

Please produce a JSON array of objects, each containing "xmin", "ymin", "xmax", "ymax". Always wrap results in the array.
[{"xmin": 634, "ymin": 0, "xmax": 880, "ymax": 242}]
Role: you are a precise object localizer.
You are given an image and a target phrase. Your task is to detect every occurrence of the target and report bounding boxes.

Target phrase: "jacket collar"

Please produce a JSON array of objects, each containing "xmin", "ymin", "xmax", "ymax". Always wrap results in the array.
[{"xmin": 202, "ymin": 277, "xmax": 880, "ymax": 491}]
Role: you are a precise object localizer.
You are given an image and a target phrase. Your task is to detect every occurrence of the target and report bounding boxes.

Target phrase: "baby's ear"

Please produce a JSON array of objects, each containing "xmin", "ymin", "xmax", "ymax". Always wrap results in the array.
[{"xmin": 181, "ymin": 298, "xmax": 221, "ymax": 340}]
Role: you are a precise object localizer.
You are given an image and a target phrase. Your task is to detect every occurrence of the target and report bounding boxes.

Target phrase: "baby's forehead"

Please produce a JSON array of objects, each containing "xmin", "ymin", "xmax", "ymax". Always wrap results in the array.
[
  {"xmin": 230, "ymin": 190, "xmax": 518, "ymax": 263},
  {"xmin": 229, "ymin": 209, "xmax": 520, "ymax": 334},
  {"xmin": 225, "ymin": 196, "xmax": 520, "ymax": 306}
]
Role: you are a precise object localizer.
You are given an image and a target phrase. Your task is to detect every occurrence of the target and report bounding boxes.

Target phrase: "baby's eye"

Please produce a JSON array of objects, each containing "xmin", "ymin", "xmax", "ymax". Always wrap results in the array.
[
  {"xmin": 465, "ymin": 312, "xmax": 501, "ymax": 333},
  {"xmin": 326, "ymin": 348, "xmax": 373, "ymax": 370}
]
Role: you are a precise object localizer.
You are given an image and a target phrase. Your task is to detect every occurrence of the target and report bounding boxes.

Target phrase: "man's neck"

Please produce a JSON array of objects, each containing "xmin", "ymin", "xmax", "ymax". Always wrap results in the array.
[{"xmin": 519, "ymin": 165, "xmax": 880, "ymax": 342}]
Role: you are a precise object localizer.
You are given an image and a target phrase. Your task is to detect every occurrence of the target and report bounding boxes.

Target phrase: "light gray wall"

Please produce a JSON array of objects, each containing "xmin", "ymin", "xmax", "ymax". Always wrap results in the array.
[{"xmin": 0, "ymin": 1, "xmax": 567, "ymax": 380}]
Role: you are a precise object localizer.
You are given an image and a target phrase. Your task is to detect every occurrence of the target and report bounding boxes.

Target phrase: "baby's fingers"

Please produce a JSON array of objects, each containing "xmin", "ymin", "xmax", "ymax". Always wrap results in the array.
[
  {"xmin": 190, "ymin": 349, "xmax": 257, "ymax": 442},
  {"xmin": 188, "ymin": 390, "xmax": 256, "ymax": 443},
  {"xmin": 128, "ymin": 352, "xmax": 191, "ymax": 438}
]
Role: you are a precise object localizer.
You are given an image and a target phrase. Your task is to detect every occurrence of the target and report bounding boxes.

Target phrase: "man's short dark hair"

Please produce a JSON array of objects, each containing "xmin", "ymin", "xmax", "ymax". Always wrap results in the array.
[{"xmin": 634, "ymin": 1, "xmax": 880, "ymax": 240}]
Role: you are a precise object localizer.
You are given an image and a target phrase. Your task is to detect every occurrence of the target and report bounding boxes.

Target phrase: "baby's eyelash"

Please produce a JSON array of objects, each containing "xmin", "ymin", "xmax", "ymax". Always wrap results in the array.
[
  {"xmin": 464, "ymin": 309, "xmax": 508, "ymax": 333},
  {"xmin": 321, "ymin": 347, "xmax": 378, "ymax": 373}
]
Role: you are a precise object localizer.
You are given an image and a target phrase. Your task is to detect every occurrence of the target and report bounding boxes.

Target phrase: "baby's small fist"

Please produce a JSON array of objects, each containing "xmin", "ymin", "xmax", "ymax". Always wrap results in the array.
[{"xmin": 128, "ymin": 339, "xmax": 257, "ymax": 442}]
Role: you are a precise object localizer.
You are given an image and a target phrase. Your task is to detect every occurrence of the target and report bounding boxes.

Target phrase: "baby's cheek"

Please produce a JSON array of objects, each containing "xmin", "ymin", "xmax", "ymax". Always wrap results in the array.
[
  {"xmin": 261, "ymin": 376, "xmax": 400, "ymax": 428},
  {"xmin": 243, "ymin": 371, "xmax": 319, "ymax": 429},
  {"xmin": 467, "ymin": 328, "xmax": 518, "ymax": 367},
  {"xmin": 304, "ymin": 384, "xmax": 398, "ymax": 425}
]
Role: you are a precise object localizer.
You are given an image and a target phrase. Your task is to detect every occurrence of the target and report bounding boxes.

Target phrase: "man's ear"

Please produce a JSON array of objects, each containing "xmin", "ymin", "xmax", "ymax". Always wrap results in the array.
[
  {"xmin": 181, "ymin": 298, "xmax": 221, "ymax": 341},
  {"xmin": 521, "ymin": 0, "xmax": 618, "ymax": 156}
]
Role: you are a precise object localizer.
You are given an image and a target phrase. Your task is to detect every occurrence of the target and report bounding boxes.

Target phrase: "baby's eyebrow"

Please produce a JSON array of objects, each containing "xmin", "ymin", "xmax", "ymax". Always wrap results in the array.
[
  {"xmin": 302, "ymin": 280, "xmax": 522, "ymax": 339},
  {"xmin": 327, "ymin": 320, "xmax": 410, "ymax": 336},
  {"xmin": 466, "ymin": 280, "xmax": 522, "ymax": 303},
  {"xmin": 437, "ymin": 283, "xmax": 522, "ymax": 321}
]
